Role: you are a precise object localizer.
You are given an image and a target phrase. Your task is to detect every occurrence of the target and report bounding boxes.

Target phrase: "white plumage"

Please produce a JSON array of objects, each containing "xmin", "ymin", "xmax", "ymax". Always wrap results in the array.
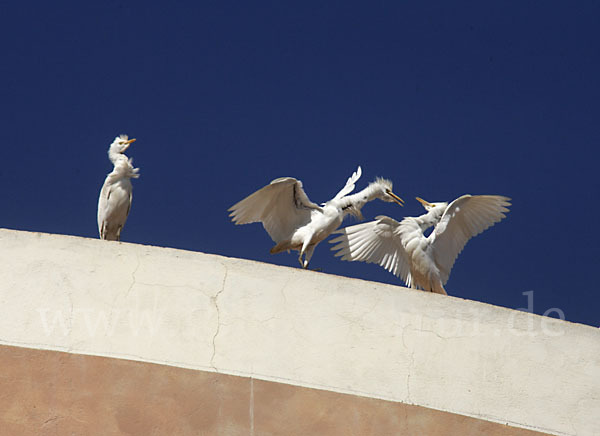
[
  {"xmin": 228, "ymin": 166, "xmax": 404, "ymax": 268},
  {"xmin": 97, "ymin": 135, "xmax": 139, "ymax": 241},
  {"xmin": 330, "ymin": 195, "xmax": 511, "ymax": 294}
]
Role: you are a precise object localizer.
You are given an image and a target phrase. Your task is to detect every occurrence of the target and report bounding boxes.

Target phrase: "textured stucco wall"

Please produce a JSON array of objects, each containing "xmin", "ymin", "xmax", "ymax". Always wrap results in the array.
[
  {"xmin": 0, "ymin": 345, "xmax": 551, "ymax": 436},
  {"xmin": 0, "ymin": 228, "xmax": 598, "ymax": 436}
]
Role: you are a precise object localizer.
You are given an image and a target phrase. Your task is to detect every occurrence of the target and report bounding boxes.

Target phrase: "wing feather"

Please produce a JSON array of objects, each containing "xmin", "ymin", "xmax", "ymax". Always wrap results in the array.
[
  {"xmin": 228, "ymin": 178, "xmax": 322, "ymax": 243},
  {"xmin": 97, "ymin": 185, "xmax": 109, "ymax": 237},
  {"xmin": 432, "ymin": 195, "xmax": 511, "ymax": 284},
  {"xmin": 97, "ymin": 179, "xmax": 132, "ymax": 241},
  {"xmin": 126, "ymin": 192, "xmax": 132, "ymax": 217},
  {"xmin": 330, "ymin": 215, "xmax": 411, "ymax": 283},
  {"xmin": 332, "ymin": 166, "xmax": 362, "ymax": 200}
]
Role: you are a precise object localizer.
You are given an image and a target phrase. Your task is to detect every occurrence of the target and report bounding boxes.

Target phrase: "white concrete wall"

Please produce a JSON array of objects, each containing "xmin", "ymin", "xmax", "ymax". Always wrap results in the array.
[{"xmin": 0, "ymin": 228, "xmax": 598, "ymax": 436}]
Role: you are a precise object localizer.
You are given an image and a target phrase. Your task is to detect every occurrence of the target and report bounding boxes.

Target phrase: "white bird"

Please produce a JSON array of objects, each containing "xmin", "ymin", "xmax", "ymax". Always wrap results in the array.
[
  {"xmin": 330, "ymin": 195, "xmax": 511, "ymax": 295},
  {"xmin": 228, "ymin": 166, "xmax": 404, "ymax": 268},
  {"xmin": 97, "ymin": 135, "xmax": 139, "ymax": 241}
]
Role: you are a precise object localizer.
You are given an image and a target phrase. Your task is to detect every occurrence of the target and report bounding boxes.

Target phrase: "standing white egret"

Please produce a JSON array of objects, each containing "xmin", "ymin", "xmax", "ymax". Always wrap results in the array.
[
  {"xmin": 228, "ymin": 166, "xmax": 404, "ymax": 268},
  {"xmin": 330, "ymin": 195, "xmax": 510, "ymax": 294},
  {"xmin": 97, "ymin": 134, "xmax": 139, "ymax": 241}
]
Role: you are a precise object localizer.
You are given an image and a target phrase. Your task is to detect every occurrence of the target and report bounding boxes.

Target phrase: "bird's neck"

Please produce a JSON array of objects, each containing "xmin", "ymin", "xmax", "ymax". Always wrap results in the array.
[
  {"xmin": 414, "ymin": 208, "xmax": 444, "ymax": 232},
  {"xmin": 334, "ymin": 184, "xmax": 381, "ymax": 219},
  {"xmin": 109, "ymin": 150, "xmax": 130, "ymax": 165}
]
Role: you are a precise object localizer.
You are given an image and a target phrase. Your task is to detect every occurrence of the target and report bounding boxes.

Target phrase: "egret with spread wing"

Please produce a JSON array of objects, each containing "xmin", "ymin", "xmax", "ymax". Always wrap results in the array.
[
  {"xmin": 228, "ymin": 166, "xmax": 404, "ymax": 268},
  {"xmin": 330, "ymin": 195, "xmax": 510, "ymax": 294},
  {"xmin": 97, "ymin": 134, "xmax": 139, "ymax": 241}
]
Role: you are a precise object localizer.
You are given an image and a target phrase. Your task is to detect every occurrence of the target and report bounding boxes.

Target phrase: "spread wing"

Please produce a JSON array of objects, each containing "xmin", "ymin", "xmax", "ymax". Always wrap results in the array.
[
  {"xmin": 432, "ymin": 195, "xmax": 511, "ymax": 285},
  {"xmin": 332, "ymin": 166, "xmax": 362, "ymax": 201},
  {"xmin": 228, "ymin": 177, "xmax": 322, "ymax": 243},
  {"xmin": 330, "ymin": 215, "xmax": 411, "ymax": 283}
]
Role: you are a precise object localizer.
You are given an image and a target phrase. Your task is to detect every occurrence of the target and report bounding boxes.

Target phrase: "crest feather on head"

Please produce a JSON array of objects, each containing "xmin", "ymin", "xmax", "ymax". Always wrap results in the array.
[{"xmin": 374, "ymin": 177, "xmax": 393, "ymax": 191}]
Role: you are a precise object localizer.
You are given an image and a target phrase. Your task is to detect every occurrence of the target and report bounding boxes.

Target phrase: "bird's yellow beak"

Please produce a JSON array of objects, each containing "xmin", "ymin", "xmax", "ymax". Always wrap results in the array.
[
  {"xmin": 416, "ymin": 197, "xmax": 433, "ymax": 208},
  {"xmin": 388, "ymin": 191, "xmax": 404, "ymax": 206}
]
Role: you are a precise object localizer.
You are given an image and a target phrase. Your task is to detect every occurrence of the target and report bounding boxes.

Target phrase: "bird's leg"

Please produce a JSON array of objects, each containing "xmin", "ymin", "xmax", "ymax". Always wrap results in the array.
[
  {"xmin": 299, "ymin": 238, "xmax": 313, "ymax": 269},
  {"xmin": 303, "ymin": 246, "xmax": 315, "ymax": 269},
  {"xmin": 116, "ymin": 226, "xmax": 122, "ymax": 242},
  {"xmin": 432, "ymin": 280, "xmax": 447, "ymax": 295}
]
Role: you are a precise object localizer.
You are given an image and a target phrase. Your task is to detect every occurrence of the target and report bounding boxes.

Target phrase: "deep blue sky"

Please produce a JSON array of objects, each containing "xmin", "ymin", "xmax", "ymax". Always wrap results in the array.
[{"xmin": 1, "ymin": 2, "xmax": 598, "ymax": 327}]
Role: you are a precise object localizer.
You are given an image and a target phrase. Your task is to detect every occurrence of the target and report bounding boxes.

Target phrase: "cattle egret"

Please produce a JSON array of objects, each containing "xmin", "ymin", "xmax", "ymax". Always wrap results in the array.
[
  {"xmin": 97, "ymin": 135, "xmax": 139, "ymax": 241},
  {"xmin": 228, "ymin": 166, "xmax": 404, "ymax": 268},
  {"xmin": 330, "ymin": 195, "xmax": 510, "ymax": 294}
]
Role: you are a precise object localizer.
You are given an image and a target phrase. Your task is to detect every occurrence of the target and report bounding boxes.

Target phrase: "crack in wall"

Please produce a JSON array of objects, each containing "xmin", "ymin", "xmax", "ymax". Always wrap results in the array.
[
  {"xmin": 249, "ymin": 377, "xmax": 255, "ymax": 436},
  {"xmin": 65, "ymin": 291, "xmax": 74, "ymax": 351},
  {"xmin": 401, "ymin": 324, "xmax": 415, "ymax": 404},
  {"xmin": 67, "ymin": 292, "xmax": 74, "ymax": 329},
  {"xmin": 106, "ymin": 253, "xmax": 141, "ymax": 334},
  {"xmin": 41, "ymin": 415, "xmax": 64, "ymax": 428},
  {"xmin": 124, "ymin": 254, "xmax": 141, "ymax": 298},
  {"xmin": 418, "ymin": 327, "xmax": 474, "ymax": 341},
  {"xmin": 209, "ymin": 263, "xmax": 228, "ymax": 371}
]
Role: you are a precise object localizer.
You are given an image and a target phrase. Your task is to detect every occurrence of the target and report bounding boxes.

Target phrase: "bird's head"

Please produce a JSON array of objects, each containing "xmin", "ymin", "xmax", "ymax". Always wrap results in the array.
[
  {"xmin": 416, "ymin": 197, "xmax": 447, "ymax": 211},
  {"xmin": 109, "ymin": 134, "xmax": 136, "ymax": 157},
  {"xmin": 371, "ymin": 178, "xmax": 404, "ymax": 205}
]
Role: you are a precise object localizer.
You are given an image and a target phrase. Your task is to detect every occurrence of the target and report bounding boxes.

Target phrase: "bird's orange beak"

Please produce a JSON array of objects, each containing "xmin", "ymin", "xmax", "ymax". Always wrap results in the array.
[
  {"xmin": 416, "ymin": 197, "xmax": 433, "ymax": 208},
  {"xmin": 122, "ymin": 138, "xmax": 136, "ymax": 150},
  {"xmin": 388, "ymin": 190, "xmax": 404, "ymax": 206}
]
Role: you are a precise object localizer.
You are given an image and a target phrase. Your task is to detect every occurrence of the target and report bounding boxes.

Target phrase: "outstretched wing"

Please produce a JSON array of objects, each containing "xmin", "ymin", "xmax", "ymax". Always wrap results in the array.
[
  {"xmin": 228, "ymin": 177, "xmax": 322, "ymax": 243},
  {"xmin": 330, "ymin": 215, "xmax": 411, "ymax": 283},
  {"xmin": 332, "ymin": 166, "xmax": 362, "ymax": 201},
  {"xmin": 432, "ymin": 195, "xmax": 511, "ymax": 285}
]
